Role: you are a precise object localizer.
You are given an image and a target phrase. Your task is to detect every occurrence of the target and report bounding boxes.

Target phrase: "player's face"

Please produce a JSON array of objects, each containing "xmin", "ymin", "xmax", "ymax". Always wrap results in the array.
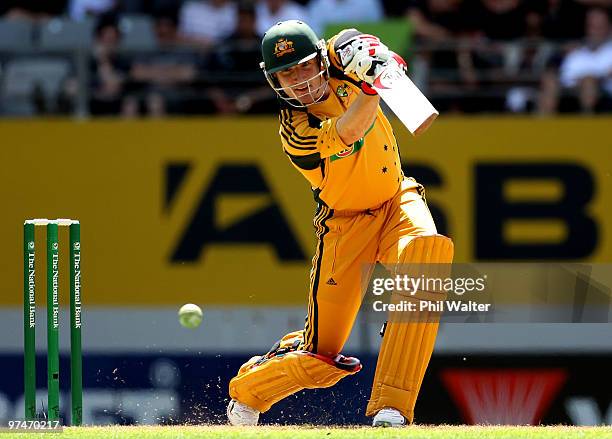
[{"xmin": 275, "ymin": 58, "xmax": 329, "ymax": 105}]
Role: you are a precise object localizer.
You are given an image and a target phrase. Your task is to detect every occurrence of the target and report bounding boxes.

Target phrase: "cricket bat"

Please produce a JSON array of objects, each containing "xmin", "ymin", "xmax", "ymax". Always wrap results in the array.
[{"xmin": 372, "ymin": 63, "xmax": 439, "ymax": 136}]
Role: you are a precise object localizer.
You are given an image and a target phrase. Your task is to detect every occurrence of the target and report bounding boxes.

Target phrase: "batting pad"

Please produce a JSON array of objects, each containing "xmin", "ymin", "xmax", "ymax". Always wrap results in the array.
[
  {"xmin": 229, "ymin": 332, "xmax": 361, "ymax": 412},
  {"xmin": 367, "ymin": 235, "xmax": 454, "ymax": 422}
]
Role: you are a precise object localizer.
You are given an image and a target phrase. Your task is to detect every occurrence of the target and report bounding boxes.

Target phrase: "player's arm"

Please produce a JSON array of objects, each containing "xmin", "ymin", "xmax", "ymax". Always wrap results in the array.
[
  {"xmin": 336, "ymin": 93, "xmax": 379, "ymax": 146},
  {"xmin": 328, "ymin": 31, "xmax": 390, "ymax": 145}
]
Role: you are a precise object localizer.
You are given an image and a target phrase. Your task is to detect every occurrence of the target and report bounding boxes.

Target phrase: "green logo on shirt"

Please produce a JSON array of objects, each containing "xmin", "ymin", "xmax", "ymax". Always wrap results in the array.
[
  {"xmin": 336, "ymin": 85, "xmax": 349, "ymax": 97},
  {"xmin": 331, "ymin": 138, "xmax": 364, "ymax": 161},
  {"xmin": 330, "ymin": 120, "xmax": 375, "ymax": 162}
]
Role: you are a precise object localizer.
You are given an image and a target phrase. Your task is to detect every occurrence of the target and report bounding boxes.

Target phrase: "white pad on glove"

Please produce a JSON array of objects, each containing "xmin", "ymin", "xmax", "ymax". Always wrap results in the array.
[
  {"xmin": 338, "ymin": 34, "xmax": 380, "ymax": 67},
  {"xmin": 339, "ymin": 35, "xmax": 391, "ymax": 83},
  {"xmin": 349, "ymin": 50, "xmax": 409, "ymax": 87},
  {"xmin": 346, "ymin": 51, "xmax": 389, "ymax": 85}
]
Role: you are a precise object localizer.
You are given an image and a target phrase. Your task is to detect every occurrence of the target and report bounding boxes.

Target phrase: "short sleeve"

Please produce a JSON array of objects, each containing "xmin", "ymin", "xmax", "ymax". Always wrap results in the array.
[{"xmin": 279, "ymin": 108, "xmax": 351, "ymax": 170}]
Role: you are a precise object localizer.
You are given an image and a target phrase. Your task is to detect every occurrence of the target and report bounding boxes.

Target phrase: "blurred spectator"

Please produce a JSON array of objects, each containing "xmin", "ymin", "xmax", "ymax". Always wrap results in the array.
[
  {"xmin": 504, "ymin": 40, "xmax": 557, "ymax": 113},
  {"xmin": 208, "ymin": 1, "xmax": 276, "ymax": 113},
  {"xmin": 153, "ymin": 7, "xmax": 183, "ymax": 47},
  {"xmin": 125, "ymin": 9, "xmax": 200, "ymax": 116},
  {"xmin": 448, "ymin": 0, "xmax": 536, "ymax": 111},
  {"xmin": 2, "ymin": 0, "xmax": 67, "ymax": 21},
  {"xmin": 69, "ymin": 0, "xmax": 117, "ymax": 21},
  {"xmin": 500, "ymin": 1, "xmax": 560, "ymax": 112},
  {"xmin": 459, "ymin": 0, "xmax": 533, "ymax": 79},
  {"xmin": 178, "ymin": 0, "xmax": 238, "ymax": 48},
  {"xmin": 407, "ymin": 0, "xmax": 467, "ymax": 42},
  {"xmin": 557, "ymin": 7, "xmax": 612, "ymax": 112},
  {"xmin": 406, "ymin": 0, "xmax": 470, "ymax": 110},
  {"xmin": 463, "ymin": 0, "xmax": 531, "ymax": 41},
  {"xmin": 537, "ymin": 0, "xmax": 590, "ymax": 41},
  {"xmin": 307, "ymin": 0, "xmax": 384, "ymax": 35},
  {"xmin": 88, "ymin": 14, "xmax": 132, "ymax": 115},
  {"xmin": 214, "ymin": 2, "xmax": 261, "ymax": 73},
  {"xmin": 255, "ymin": 0, "xmax": 311, "ymax": 36}
]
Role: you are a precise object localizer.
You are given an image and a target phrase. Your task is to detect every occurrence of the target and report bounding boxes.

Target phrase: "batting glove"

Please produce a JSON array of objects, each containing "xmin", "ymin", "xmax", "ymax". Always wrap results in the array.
[
  {"xmin": 338, "ymin": 34, "xmax": 390, "ymax": 73},
  {"xmin": 346, "ymin": 50, "xmax": 390, "ymax": 86},
  {"xmin": 359, "ymin": 51, "xmax": 409, "ymax": 95}
]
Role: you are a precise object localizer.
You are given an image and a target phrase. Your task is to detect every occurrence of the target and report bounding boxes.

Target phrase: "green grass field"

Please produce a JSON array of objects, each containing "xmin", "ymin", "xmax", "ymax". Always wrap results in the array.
[{"xmin": 3, "ymin": 426, "xmax": 612, "ymax": 439}]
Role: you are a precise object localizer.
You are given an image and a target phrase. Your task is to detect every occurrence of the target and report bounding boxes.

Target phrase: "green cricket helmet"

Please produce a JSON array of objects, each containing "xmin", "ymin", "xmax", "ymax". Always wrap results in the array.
[{"xmin": 260, "ymin": 20, "xmax": 330, "ymax": 107}]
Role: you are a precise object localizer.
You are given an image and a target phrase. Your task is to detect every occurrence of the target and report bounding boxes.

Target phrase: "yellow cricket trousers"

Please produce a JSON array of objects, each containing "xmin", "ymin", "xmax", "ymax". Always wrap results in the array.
[
  {"xmin": 229, "ymin": 176, "xmax": 449, "ymax": 420},
  {"xmin": 302, "ymin": 177, "xmax": 437, "ymax": 356}
]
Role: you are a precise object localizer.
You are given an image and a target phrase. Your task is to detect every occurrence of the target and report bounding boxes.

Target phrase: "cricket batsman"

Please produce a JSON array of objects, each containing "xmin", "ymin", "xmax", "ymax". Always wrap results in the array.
[{"xmin": 227, "ymin": 20, "xmax": 454, "ymax": 427}]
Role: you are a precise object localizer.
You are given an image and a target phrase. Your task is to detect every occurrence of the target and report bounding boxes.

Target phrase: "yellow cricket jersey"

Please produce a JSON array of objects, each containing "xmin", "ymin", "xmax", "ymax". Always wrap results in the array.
[{"xmin": 278, "ymin": 30, "xmax": 404, "ymax": 211}]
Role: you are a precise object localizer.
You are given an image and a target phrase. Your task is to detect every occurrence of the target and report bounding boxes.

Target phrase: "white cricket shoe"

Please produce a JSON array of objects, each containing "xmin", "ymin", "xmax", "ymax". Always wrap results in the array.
[
  {"xmin": 372, "ymin": 407, "xmax": 406, "ymax": 427},
  {"xmin": 227, "ymin": 399, "xmax": 260, "ymax": 426}
]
